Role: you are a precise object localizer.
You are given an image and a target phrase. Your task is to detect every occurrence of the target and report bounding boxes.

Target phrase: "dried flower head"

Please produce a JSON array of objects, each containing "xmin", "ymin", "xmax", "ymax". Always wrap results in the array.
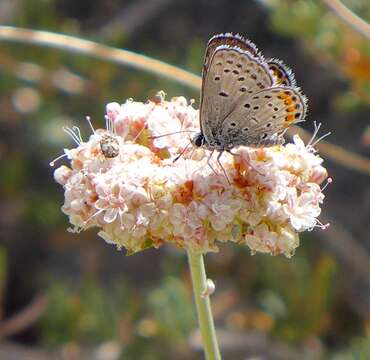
[{"xmin": 51, "ymin": 92, "xmax": 330, "ymax": 257}]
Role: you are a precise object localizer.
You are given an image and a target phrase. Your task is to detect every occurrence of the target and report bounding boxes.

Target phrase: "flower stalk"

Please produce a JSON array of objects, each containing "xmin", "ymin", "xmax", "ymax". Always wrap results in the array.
[{"xmin": 187, "ymin": 250, "xmax": 221, "ymax": 360}]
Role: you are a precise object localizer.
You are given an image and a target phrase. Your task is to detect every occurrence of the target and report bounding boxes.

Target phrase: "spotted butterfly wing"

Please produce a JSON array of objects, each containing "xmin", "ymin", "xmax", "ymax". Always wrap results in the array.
[
  {"xmin": 202, "ymin": 33, "xmax": 296, "ymax": 87},
  {"xmin": 219, "ymin": 86, "xmax": 307, "ymax": 147},
  {"xmin": 199, "ymin": 41, "xmax": 307, "ymax": 149},
  {"xmin": 200, "ymin": 46, "xmax": 275, "ymax": 148},
  {"xmin": 268, "ymin": 58, "xmax": 297, "ymax": 86}
]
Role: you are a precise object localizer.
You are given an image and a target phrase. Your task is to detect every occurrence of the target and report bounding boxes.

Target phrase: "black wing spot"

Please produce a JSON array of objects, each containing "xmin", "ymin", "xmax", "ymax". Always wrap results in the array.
[
  {"xmin": 274, "ymin": 107, "xmax": 279, "ymax": 111},
  {"xmin": 252, "ymin": 96, "xmax": 259, "ymax": 100},
  {"xmin": 226, "ymin": 60, "xmax": 233, "ymax": 64},
  {"xmin": 214, "ymin": 76, "xmax": 221, "ymax": 81},
  {"xmin": 272, "ymin": 115, "xmax": 277, "ymax": 119},
  {"xmin": 224, "ymin": 68, "xmax": 231, "ymax": 73},
  {"xmin": 230, "ymin": 122, "xmax": 236, "ymax": 127},
  {"xmin": 268, "ymin": 103, "xmax": 273, "ymax": 107},
  {"xmin": 232, "ymin": 70, "xmax": 239, "ymax": 75},
  {"xmin": 250, "ymin": 74, "xmax": 257, "ymax": 80},
  {"xmin": 219, "ymin": 91, "xmax": 229, "ymax": 97},
  {"xmin": 243, "ymin": 127, "xmax": 249, "ymax": 132},
  {"xmin": 216, "ymin": 62, "xmax": 222, "ymax": 66},
  {"xmin": 240, "ymin": 87, "xmax": 247, "ymax": 92},
  {"xmin": 264, "ymin": 95, "xmax": 272, "ymax": 99},
  {"xmin": 266, "ymin": 123, "xmax": 272, "ymax": 127},
  {"xmin": 236, "ymin": 63, "xmax": 242, "ymax": 68},
  {"xmin": 295, "ymin": 112, "xmax": 301, "ymax": 118},
  {"xmin": 244, "ymin": 103, "xmax": 251, "ymax": 108},
  {"xmin": 238, "ymin": 76, "xmax": 245, "ymax": 81},
  {"xmin": 253, "ymin": 106, "xmax": 259, "ymax": 110},
  {"xmin": 261, "ymin": 133, "xmax": 268, "ymax": 139}
]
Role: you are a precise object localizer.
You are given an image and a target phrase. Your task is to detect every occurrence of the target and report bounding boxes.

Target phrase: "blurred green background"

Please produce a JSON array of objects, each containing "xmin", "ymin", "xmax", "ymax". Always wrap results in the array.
[{"xmin": 0, "ymin": 0, "xmax": 369, "ymax": 359}]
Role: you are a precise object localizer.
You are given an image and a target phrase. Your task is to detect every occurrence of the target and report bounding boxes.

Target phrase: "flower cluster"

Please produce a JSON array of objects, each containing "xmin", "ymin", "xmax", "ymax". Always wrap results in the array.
[{"xmin": 52, "ymin": 92, "xmax": 329, "ymax": 257}]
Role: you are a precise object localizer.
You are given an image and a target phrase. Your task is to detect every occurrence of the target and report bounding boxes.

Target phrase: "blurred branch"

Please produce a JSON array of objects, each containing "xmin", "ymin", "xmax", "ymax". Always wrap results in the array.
[
  {"xmin": 0, "ymin": 342, "xmax": 55, "ymax": 360},
  {"xmin": 0, "ymin": 26, "xmax": 370, "ymax": 176},
  {"xmin": 98, "ymin": 0, "xmax": 174, "ymax": 38},
  {"xmin": 322, "ymin": 217, "xmax": 370, "ymax": 287},
  {"xmin": 0, "ymin": 51, "xmax": 90, "ymax": 95},
  {"xmin": 0, "ymin": 293, "xmax": 48, "ymax": 339},
  {"xmin": 323, "ymin": 0, "xmax": 370, "ymax": 40},
  {"xmin": 0, "ymin": 26, "xmax": 201, "ymax": 90}
]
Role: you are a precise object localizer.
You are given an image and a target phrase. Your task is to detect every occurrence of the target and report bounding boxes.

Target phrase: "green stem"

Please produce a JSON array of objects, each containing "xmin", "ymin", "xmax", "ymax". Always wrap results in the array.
[{"xmin": 187, "ymin": 250, "xmax": 221, "ymax": 360}]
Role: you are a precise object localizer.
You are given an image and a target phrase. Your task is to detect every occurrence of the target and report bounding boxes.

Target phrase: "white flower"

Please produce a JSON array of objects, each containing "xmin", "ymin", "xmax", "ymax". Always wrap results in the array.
[{"xmin": 52, "ymin": 92, "xmax": 329, "ymax": 257}]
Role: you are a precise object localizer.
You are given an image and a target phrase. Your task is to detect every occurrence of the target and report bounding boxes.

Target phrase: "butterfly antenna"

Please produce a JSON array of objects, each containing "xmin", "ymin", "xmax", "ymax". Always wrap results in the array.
[
  {"xmin": 86, "ymin": 116, "xmax": 96, "ymax": 134},
  {"xmin": 149, "ymin": 130, "xmax": 197, "ymax": 140}
]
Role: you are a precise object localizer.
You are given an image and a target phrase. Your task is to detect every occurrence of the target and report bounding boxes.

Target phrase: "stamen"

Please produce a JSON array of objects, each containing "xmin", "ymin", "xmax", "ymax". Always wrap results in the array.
[
  {"xmin": 62, "ymin": 126, "xmax": 81, "ymax": 145},
  {"xmin": 105, "ymin": 115, "xmax": 110, "ymax": 133},
  {"xmin": 315, "ymin": 218, "xmax": 331, "ymax": 230},
  {"xmin": 308, "ymin": 121, "xmax": 321, "ymax": 146},
  {"xmin": 321, "ymin": 177, "xmax": 333, "ymax": 191},
  {"xmin": 83, "ymin": 208, "xmax": 105, "ymax": 226},
  {"xmin": 72, "ymin": 126, "xmax": 83, "ymax": 143},
  {"xmin": 86, "ymin": 116, "xmax": 95, "ymax": 134},
  {"xmin": 49, "ymin": 153, "xmax": 68, "ymax": 167},
  {"xmin": 310, "ymin": 131, "xmax": 331, "ymax": 148}
]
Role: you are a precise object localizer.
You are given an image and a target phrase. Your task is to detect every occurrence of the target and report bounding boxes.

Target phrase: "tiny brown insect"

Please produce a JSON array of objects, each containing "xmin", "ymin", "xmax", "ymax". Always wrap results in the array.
[{"xmin": 100, "ymin": 133, "xmax": 119, "ymax": 158}]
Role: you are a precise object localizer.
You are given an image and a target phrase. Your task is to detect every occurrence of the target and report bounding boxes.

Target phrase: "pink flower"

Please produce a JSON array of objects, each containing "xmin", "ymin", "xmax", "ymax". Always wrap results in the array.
[{"xmin": 52, "ymin": 92, "xmax": 329, "ymax": 257}]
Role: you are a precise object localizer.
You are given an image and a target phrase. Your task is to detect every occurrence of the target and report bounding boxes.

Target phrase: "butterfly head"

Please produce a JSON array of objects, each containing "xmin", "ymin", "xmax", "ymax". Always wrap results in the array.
[{"xmin": 191, "ymin": 132, "xmax": 207, "ymax": 148}]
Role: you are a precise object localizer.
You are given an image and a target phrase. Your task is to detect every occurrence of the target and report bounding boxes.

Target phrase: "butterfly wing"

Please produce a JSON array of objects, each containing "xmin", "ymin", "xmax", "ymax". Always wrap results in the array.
[
  {"xmin": 268, "ymin": 59, "xmax": 297, "ymax": 86},
  {"xmin": 219, "ymin": 86, "xmax": 307, "ymax": 147},
  {"xmin": 199, "ymin": 34, "xmax": 261, "ymax": 135},
  {"xmin": 200, "ymin": 46, "xmax": 274, "ymax": 146}
]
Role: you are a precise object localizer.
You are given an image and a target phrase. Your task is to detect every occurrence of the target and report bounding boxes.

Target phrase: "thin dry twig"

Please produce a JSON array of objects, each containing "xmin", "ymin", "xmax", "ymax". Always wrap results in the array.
[
  {"xmin": 0, "ymin": 26, "xmax": 370, "ymax": 175},
  {"xmin": 0, "ymin": 292, "xmax": 48, "ymax": 339},
  {"xmin": 0, "ymin": 26, "xmax": 201, "ymax": 90},
  {"xmin": 323, "ymin": 0, "xmax": 370, "ymax": 40}
]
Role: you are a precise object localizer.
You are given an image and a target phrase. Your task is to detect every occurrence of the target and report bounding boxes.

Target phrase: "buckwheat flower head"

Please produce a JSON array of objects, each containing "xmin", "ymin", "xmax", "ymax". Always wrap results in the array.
[{"xmin": 51, "ymin": 92, "xmax": 330, "ymax": 257}]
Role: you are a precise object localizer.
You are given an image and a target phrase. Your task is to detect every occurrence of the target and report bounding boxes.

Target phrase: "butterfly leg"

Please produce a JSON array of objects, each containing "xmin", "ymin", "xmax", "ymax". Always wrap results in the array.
[
  {"xmin": 216, "ymin": 151, "xmax": 231, "ymax": 185},
  {"xmin": 206, "ymin": 150, "xmax": 218, "ymax": 176},
  {"xmin": 233, "ymin": 149, "xmax": 264, "ymax": 176}
]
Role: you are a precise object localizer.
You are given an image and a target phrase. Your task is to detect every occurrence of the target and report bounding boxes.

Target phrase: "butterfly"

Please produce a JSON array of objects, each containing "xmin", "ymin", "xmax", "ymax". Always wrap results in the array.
[{"xmin": 191, "ymin": 33, "xmax": 307, "ymax": 153}]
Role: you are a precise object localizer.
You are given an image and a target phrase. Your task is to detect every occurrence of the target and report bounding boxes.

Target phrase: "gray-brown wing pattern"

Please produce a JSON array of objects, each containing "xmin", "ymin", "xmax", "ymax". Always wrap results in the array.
[
  {"xmin": 200, "ymin": 46, "xmax": 274, "ymax": 146},
  {"xmin": 219, "ymin": 86, "xmax": 307, "ymax": 147}
]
